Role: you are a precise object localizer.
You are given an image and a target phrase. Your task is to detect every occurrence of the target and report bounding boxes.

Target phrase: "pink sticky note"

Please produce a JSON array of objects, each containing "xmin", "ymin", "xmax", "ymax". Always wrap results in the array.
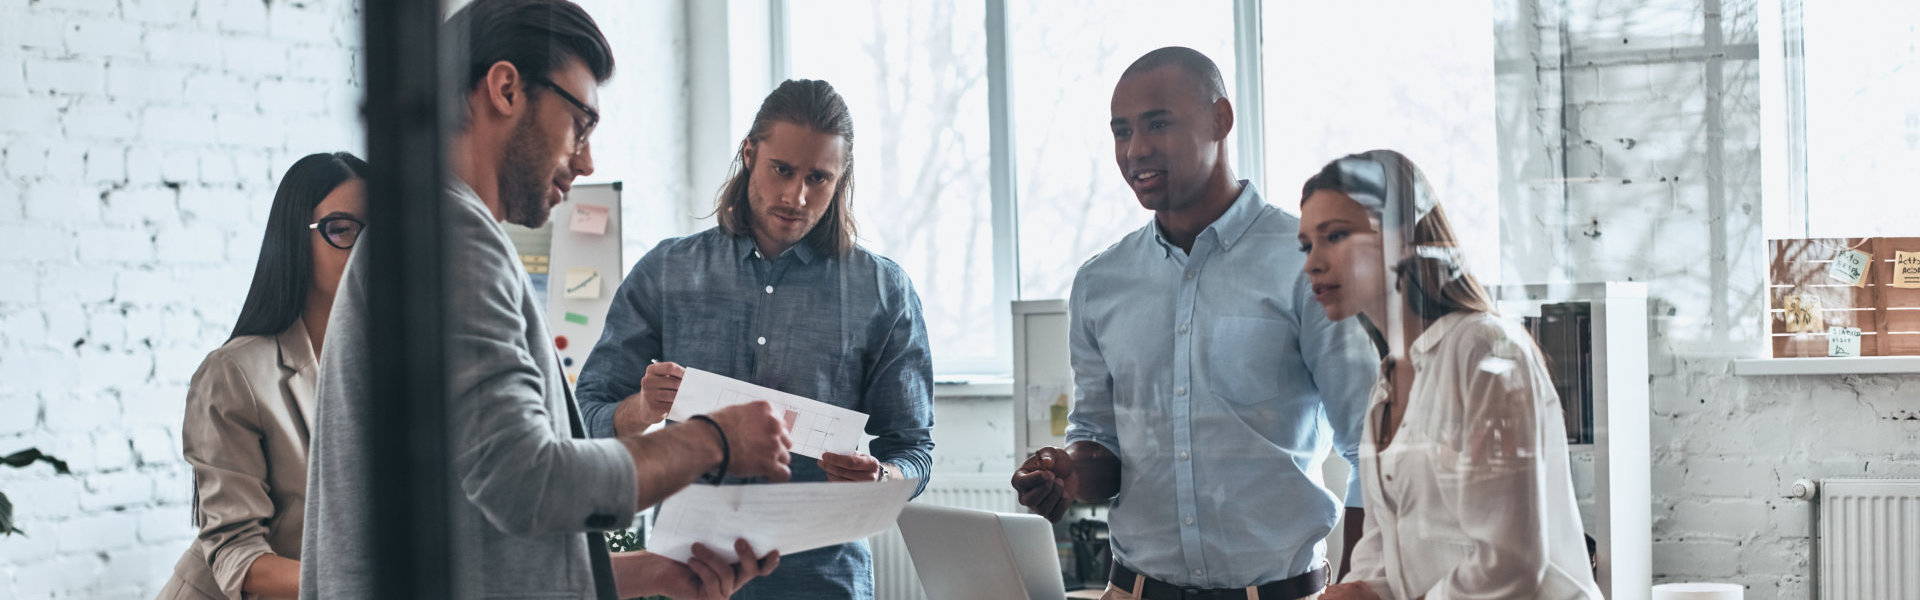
[{"xmin": 570, "ymin": 204, "xmax": 609, "ymax": 235}]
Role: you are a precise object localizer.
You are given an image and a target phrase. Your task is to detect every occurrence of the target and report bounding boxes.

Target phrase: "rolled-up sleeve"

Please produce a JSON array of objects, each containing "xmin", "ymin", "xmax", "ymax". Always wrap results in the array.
[
  {"xmin": 862, "ymin": 266, "xmax": 936, "ymax": 498},
  {"xmin": 575, "ymin": 248, "xmax": 669, "ymax": 439},
  {"xmin": 1293, "ymin": 269, "xmax": 1376, "ymax": 506},
  {"xmin": 182, "ymin": 353, "xmax": 276, "ymax": 600},
  {"xmin": 443, "ymin": 216, "xmax": 638, "ymax": 536}
]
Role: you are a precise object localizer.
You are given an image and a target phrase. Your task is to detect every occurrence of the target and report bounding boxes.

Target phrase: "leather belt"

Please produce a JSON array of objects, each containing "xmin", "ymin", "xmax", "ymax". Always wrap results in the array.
[{"xmin": 1108, "ymin": 562, "xmax": 1328, "ymax": 600}]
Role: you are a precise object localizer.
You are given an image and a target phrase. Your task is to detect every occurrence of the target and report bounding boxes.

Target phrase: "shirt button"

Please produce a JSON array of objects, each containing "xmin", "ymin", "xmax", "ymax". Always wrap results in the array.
[
  {"xmin": 757, "ymin": 337, "xmax": 767, "ymax": 346},
  {"xmin": 1179, "ymin": 451, "xmax": 1189, "ymax": 461},
  {"xmin": 1184, "ymin": 516, "xmax": 1194, "ymax": 526},
  {"xmin": 765, "ymin": 285, "xmax": 774, "ymax": 294},
  {"xmin": 1193, "ymin": 569, "xmax": 1203, "ymax": 576},
  {"xmin": 1178, "ymin": 323, "xmax": 1189, "ymax": 334},
  {"xmin": 753, "ymin": 251, "xmax": 762, "ymax": 259},
  {"xmin": 1175, "ymin": 386, "xmax": 1187, "ymax": 396},
  {"xmin": 1184, "ymin": 270, "xmax": 1195, "ymax": 280}
]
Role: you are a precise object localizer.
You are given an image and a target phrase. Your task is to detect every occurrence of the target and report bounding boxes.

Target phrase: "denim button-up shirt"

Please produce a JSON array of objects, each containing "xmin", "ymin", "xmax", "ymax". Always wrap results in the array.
[
  {"xmin": 576, "ymin": 227, "xmax": 935, "ymax": 600},
  {"xmin": 1065, "ymin": 182, "xmax": 1376, "ymax": 588}
]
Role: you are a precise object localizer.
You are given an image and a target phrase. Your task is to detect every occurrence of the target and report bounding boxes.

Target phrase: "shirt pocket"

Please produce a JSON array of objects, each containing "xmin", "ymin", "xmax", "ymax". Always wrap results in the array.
[{"xmin": 1204, "ymin": 315, "xmax": 1294, "ymax": 405}]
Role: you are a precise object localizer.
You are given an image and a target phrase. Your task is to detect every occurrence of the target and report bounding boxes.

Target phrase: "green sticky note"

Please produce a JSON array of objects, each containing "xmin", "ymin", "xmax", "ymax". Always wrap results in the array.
[{"xmin": 564, "ymin": 312, "xmax": 589, "ymax": 325}]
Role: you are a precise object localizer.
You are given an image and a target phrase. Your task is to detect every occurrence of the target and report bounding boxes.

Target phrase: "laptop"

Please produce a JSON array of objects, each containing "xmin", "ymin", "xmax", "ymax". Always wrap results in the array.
[{"xmin": 896, "ymin": 504, "xmax": 1069, "ymax": 600}]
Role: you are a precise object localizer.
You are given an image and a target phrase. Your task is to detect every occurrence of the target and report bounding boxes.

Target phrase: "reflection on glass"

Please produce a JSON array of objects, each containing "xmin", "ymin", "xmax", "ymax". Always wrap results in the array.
[{"xmin": 788, "ymin": 0, "xmax": 996, "ymax": 371}]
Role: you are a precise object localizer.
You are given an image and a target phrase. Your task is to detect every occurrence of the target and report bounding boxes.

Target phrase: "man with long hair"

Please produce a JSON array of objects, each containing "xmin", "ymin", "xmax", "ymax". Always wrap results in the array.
[
  {"xmin": 1009, "ymin": 47, "xmax": 1378, "ymax": 600},
  {"xmin": 300, "ymin": 1, "xmax": 790, "ymax": 598},
  {"xmin": 575, "ymin": 78, "xmax": 936, "ymax": 600}
]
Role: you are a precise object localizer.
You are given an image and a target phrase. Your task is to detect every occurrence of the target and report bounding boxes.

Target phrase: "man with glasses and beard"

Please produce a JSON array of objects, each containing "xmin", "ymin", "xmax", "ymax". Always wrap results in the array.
[
  {"xmin": 573, "ymin": 79, "xmax": 937, "ymax": 600},
  {"xmin": 300, "ymin": 1, "xmax": 790, "ymax": 599}
]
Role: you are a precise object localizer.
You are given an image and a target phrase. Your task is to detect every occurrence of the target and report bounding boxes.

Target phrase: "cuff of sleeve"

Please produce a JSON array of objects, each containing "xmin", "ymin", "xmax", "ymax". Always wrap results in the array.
[
  {"xmin": 582, "ymin": 437, "xmax": 640, "ymax": 530},
  {"xmin": 1344, "ymin": 474, "xmax": 1365, "ymax": 508},
  {"xmin": 1062, "ymin": 434, "xmax": 1120, "ymax": 458},
  {"xmin": 209, "ymin": 538, "xmax": 274, "ymax": 600}
]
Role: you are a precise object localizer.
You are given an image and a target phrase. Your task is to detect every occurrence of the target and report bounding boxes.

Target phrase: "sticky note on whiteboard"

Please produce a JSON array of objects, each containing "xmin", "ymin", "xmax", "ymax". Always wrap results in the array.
[
  {"xmin": 1828, "ymin": 248, "xmax": 1871, "ymax": 287},
  {"xmin": 570, "ymin": 204, "xmax": 609, "ymax": 235},
  {"xmin": 564, "ymin": 267, "xmax": 601, "ymax": 299},
  {"xmin": 1828, "ymin": 326, "xmax": 1862, "ymax": 357},
  {"xmin": 1893, "ymin": 251, "xmax": 1920, "ymax": 289}
]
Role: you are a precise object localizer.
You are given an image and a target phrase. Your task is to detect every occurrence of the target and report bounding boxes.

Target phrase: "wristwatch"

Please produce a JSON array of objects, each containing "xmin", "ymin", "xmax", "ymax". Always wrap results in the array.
[{"xmin": 877, "ymin": 462, "xmax": 891, "ymax": 482}]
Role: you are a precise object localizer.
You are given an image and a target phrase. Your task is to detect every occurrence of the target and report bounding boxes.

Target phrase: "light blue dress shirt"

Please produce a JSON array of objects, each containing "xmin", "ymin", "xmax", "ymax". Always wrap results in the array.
[
  {"xmin": 1064, "ymin": 181, "xmax": 1377, "ymax": 589},
  {"xmin": 574, "ymin": 228, "xmax": 936, "ymax": 600}
]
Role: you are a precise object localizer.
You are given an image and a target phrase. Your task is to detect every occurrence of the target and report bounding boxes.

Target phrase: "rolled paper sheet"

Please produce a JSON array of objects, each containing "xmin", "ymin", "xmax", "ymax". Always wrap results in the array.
[{"xmin": 1652, "ymin": 582, "xmax": 1743, "ymax": 600}]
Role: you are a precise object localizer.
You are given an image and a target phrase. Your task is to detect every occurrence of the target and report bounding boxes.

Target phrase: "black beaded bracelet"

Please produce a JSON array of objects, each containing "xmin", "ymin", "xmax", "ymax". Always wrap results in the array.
[{"xmin": 688, "ymin": 414, "xmax": 729, "ymax": 482}]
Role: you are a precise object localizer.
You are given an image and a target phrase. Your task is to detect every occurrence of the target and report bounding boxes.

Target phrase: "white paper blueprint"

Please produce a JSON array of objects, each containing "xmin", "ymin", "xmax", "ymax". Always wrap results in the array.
[
  {"xmin": 647, "ymin": 478, "xmax": 919, "ymax": 563},
  {"xmin": 668, "ymin": 367, "xmax": 869, "ymax": 458}
]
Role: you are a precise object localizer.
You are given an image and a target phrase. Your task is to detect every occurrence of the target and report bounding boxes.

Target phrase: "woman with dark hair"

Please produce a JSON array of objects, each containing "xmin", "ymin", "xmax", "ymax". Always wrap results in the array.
[
  {"xmin": 157, "ymin": 152, "xmax": 367, "ymax": 600},
  {"xmin": 1297, "ymin": 150, "xmax": 1601, "ymax": 600}
]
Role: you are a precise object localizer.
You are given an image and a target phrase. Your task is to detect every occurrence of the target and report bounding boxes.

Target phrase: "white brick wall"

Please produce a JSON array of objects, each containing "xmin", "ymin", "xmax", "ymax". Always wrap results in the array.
[
  {"xmin": 0, "ymin": 0, "xmax": 363, "ymax": 597},
  {"xmin": 2, "ymin": 0, "xmax": 696, "ymax": 595},
  {"xmin": 1497, "ymin": 0, "xmax": 1920, "ymax": 597}
]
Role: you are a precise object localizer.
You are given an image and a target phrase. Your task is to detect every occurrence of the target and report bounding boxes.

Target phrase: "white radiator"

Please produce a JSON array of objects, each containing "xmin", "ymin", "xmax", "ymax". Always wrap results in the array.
[
  {"xmin": 872, "ymin": 474, "xmax": 1024, "ymax": 600},
  {"xmin": 1819, "ymin": 478, "xmax": 1920, "ymax": 600}
]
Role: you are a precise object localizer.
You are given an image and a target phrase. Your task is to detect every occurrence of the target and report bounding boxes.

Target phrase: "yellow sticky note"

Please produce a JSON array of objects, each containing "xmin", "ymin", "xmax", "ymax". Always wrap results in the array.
[
  {"xmin": 563, "ymin": 267, "xmax": 601, "ymax": 299},
  {"xmin": 1894, "ymin": 251, "xmax": 1920, "ymax": 289}
]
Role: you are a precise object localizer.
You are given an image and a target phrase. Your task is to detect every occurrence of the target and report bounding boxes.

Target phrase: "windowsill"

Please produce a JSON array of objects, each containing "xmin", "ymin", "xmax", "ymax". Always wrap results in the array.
[
  {"xmin": 1732, "ymin": 356, "xmax": 1920, "ymax": 376},
  {"xmin": 933, "ymin": 375, "xmax": 1014, "ymax": 398}
]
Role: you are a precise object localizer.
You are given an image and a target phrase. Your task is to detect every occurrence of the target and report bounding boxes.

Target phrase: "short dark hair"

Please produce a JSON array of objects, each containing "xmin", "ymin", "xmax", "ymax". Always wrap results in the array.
[
  {"xmin": 713, "ymin": 79, "xmax": 859, "ymax": 257},
  {"xmin": 443, "ymin": 0, "xmax": 613, "ymax": 127},
  {"xmin": 1121, "ymin": 46, "xmax": 1228, "ymax": 102},
  {"xmin": 231, "ymin": 152, "xmax": 370, "ymax": 340}
]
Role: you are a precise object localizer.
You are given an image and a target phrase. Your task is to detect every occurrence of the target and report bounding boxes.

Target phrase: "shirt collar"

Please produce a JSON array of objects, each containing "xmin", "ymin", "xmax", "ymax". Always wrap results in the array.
[
  {"xmin": 1148, "ymin": 180, "xmax": 1264, "ymax": 256},
  {"xmin": 1411, "ymin": 310, "xmax": 1474, "ymax": 354},
  {"xmin": 733, "ymin": 233, "xmax": 819, "ymax": 265}
]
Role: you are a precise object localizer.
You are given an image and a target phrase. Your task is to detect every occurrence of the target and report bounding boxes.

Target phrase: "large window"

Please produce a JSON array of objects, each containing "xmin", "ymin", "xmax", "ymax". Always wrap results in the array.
[
  {"xmin": 788, "ymin": 1, "xmax": 999, "ymax": 374},
  {"xmin": 786, "ymin": 0, "xmax": 1251, "ymax": 375},
  {"xmin": 1261, "ymin": 1, "xmax": 1501, "ymax": 279},
  {"xmin": 1009, "ymin": 0, "xmax": 1239, "ymax": 301},
  {"xmin": 1763, "ymin": 0, "xmax": 1920, "ymax": 239},
  {"xmin": 786, "ymin": 1, "xmax": 1501, "ymax": 375}
]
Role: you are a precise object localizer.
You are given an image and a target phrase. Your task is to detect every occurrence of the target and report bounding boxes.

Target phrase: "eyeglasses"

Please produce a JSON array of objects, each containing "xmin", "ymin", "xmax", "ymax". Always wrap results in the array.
[
  {"xmin": 310, "ymin": 215, "xmax": 365, "ymax": 250},
  {"xmin": 527, "ymin": 75, "xmax": 599, "ymax": 148}
]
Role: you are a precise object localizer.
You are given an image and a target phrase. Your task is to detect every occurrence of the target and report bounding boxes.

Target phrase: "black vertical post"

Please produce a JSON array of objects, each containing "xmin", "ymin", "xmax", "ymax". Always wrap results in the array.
[{"xmin": 362, "ymin": 0, "xmax": 450, "ymax": 596}]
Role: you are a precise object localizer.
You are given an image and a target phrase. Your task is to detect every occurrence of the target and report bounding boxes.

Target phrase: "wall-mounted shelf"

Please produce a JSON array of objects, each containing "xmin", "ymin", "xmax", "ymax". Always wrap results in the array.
[{"xmin": 1733, "ymin": 356, "xmax": 1920, "ymax": 376}]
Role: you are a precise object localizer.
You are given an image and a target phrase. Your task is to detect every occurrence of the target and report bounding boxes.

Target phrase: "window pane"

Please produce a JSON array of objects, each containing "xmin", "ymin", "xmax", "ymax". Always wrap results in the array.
[
  {"xmin": 788, "ymin": 1, "xmax": 997, "ymax": 371},
  {"xmin": 1798, "ymin": 0, "xmax": 1920, "ymax": 237},
  {"xmin": 1009, "ymin": 0, "xmax": 1239, "ymax": 302},
  {"xmin": 1261, "ymin": 1, "xmax": 1501, "ymax": 281}
]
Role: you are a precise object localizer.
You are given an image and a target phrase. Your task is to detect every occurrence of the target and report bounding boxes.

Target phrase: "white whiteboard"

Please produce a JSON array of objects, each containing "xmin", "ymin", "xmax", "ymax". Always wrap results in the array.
[{"xmin": 503, "ymin": 182, "xmax": 624, "ymax": 383}]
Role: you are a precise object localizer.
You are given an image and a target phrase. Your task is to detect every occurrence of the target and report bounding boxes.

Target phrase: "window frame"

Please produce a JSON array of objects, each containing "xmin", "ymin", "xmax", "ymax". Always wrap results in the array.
[{"xmin": 768, "ymin": 0, "xmax": 1266, "ymax": 378}]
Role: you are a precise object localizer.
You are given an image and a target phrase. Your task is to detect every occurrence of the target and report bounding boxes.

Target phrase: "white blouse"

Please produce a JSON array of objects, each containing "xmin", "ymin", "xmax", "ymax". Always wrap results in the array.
[{"xmin": 1342, "ymin": 311, "xmax": 1604, "ymax": 600}]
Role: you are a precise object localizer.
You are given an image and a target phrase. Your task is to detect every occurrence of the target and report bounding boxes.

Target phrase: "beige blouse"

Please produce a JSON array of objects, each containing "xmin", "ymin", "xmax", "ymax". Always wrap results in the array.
[{"xmin": 158, "ymin": 321, "xmax": 317, "ymax": 600}]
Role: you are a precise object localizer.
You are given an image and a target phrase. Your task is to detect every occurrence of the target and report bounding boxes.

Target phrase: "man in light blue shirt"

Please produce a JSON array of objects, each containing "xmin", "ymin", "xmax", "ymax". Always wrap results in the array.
[{"xmin": 1011, "ymin": 47, "xmax": 1376, "ymax": 600}]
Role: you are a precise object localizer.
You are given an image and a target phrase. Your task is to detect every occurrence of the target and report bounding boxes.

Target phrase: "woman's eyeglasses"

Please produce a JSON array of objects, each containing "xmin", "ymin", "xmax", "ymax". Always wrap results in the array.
[{"xmin": 309, "ymin": 215, "xmax": 365, "ymax": 250}]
